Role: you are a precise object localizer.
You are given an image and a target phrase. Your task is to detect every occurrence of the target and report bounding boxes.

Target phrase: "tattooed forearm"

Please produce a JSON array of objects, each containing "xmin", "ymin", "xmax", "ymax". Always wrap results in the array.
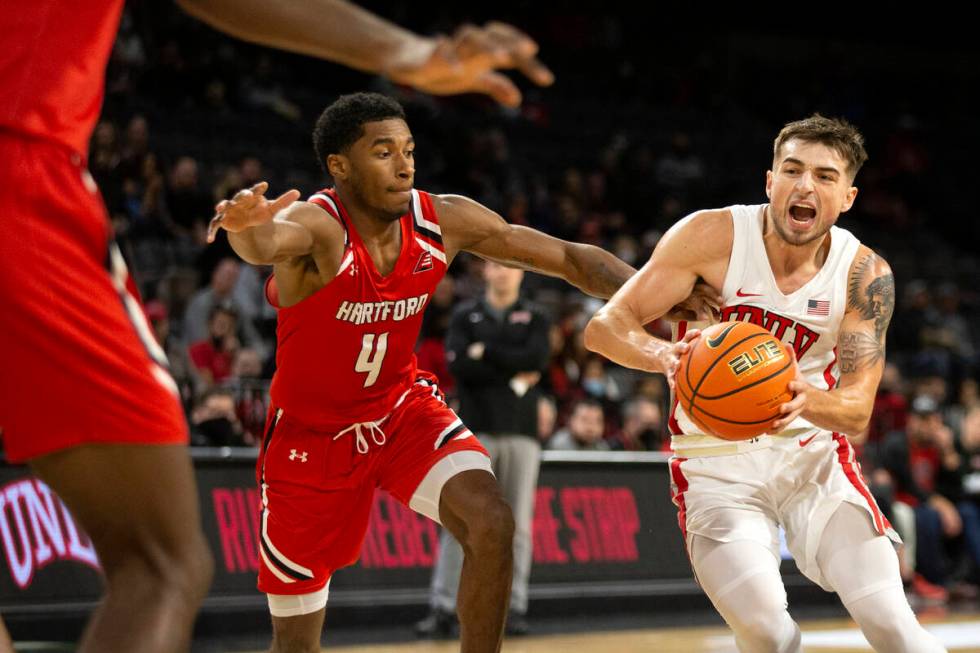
[
  {"xmin": 839, "ymin": 330, "xmax": 884, "ymax": 373},
  {"xmin": 847, "ymin": 252, "xmax": 895, "ymax": 349}
]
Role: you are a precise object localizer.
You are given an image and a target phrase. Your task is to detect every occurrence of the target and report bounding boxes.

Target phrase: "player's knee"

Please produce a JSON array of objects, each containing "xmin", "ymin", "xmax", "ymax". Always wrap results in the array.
[
  {"xmin": 729, "ymin": 606, "xmax": 801, "ymax": 653},
  {"xmin": 461, "ymin": 495, "xmax": 514, "ymax": 557},
  {"xmin": 179, "ymin": 531, "xmax": 215, "ymax": 600},
  {"xmin": 734, "ymin": 612, "xmax": 796, "ymax": 653},
  {"xmin": 152, "ymin": 530, "xmax": 213, "ymax": 602},
  {"xmin": 109, "ymin": 529, "xmax": 213, "ymax": 603},
  {"xmin": 858, "ymin": 610, "xmax": 931, "ymax": 653}
]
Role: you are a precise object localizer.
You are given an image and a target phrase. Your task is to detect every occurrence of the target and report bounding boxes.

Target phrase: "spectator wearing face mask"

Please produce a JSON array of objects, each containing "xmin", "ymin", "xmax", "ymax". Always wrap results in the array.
[
  {"xmin": 579, "ymin": 354, "xmax": 623, "ymax": 403},
  {"xmin": 614, "ymin": 397, "xmax": 666, "ymax": 451}
]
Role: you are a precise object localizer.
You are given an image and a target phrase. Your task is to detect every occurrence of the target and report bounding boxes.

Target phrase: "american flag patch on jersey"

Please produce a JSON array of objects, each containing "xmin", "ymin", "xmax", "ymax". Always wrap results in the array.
[{"xmin": 806, "ymin": 299, "xmax": 830, "ymax": 316}]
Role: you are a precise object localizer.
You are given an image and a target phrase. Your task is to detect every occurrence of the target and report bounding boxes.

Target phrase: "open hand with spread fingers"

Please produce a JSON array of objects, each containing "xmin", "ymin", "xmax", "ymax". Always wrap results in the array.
[
  {"xmin": 385, "ymin": 21, "xmax": 554, "ymax": 108},
  {"xmin": 206, "ymin": 181, "xmax": 300, "ymax": 243}
]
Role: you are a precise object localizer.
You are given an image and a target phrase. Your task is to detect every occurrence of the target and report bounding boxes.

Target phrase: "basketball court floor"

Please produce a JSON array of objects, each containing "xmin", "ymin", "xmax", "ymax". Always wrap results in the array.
[{"xmin": 218, "ymin": 611, "xmax": 980, "ymax": 652}]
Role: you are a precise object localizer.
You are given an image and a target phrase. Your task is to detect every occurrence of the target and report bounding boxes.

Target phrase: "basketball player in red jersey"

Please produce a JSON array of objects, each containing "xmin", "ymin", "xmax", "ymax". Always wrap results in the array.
[
  {"xmin": 207, "ymin": 93, "xmax": 717, "ymax": 653},
  {"xmin": 0, "ymin": 2, "xmax": 553, "ymax": 651},
  {"xmin": 584, "ymin": 116, "xmax": 944, "ymax": 652}
]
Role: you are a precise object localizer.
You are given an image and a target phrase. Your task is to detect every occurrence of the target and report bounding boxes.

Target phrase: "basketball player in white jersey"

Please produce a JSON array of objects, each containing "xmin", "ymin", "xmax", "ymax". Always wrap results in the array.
[{"xmin": 584, "ymin": 115, "xmax": 945, "ymax": 652}]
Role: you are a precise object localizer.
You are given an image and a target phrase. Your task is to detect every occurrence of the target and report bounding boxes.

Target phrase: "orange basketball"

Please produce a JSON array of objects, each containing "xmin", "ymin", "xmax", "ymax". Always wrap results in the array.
[{"xmin": 675, "ymin": 321, "xmax": 794, "ymax": 441}]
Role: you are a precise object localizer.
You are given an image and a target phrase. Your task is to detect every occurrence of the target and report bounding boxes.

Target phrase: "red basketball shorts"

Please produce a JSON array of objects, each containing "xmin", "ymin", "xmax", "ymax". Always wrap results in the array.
[
  {"xmin": 256, "ymin": 374, "xmax": 491, "ymax": 612},
  {"xmin": 0, "ymin": 132, "xmax": 187, "ymax": 463}
]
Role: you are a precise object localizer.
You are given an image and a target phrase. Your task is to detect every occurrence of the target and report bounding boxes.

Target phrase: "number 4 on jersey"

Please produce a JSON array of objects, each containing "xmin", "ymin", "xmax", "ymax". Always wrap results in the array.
[{"xmin": 355, "ymin": 332, "xmax": 389, "ymax": 387}]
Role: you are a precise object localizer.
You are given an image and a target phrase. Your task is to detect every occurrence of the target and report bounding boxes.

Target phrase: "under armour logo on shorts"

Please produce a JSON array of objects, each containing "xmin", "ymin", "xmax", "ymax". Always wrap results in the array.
[{"xmin": 289, "ymin": 449, "xmax": 309, "ymax": 462}]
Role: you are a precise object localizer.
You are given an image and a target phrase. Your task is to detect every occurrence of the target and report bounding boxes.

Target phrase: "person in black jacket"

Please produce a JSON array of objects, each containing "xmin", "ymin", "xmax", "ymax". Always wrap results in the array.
[{"xmin": 417, "ymin": 260, "xmax": 549, "ymax": 638}]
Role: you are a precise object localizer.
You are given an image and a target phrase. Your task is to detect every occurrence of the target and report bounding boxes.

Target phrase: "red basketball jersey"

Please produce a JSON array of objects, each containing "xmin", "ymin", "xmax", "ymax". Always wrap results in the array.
[
  {"xmin": 0, "ymin": 0, "xmax": 124, "ymax": 156},
  {"xmin": 267, "ymin": 188, "xmax": 448, "ymax": 426}
]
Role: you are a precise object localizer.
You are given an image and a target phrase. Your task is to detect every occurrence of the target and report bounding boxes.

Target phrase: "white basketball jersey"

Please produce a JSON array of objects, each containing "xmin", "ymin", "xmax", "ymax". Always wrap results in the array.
[{"xmin": 669, "ymin": 204, "xmax": 861, "ymax": 441}]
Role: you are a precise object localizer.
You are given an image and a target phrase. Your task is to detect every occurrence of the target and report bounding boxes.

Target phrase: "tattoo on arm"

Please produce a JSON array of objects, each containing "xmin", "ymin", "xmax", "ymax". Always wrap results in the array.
[
  {"xmin": 839, "ymin": 331, "xmax": 883, "ymax": 373},
  {"xmin": 843, "ymin": 252, "xmax": 895, "ymax": 372}
]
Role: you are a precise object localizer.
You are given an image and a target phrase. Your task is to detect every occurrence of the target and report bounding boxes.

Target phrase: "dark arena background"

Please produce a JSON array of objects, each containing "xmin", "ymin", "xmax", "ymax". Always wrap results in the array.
[{"xmin": 2, "ymin": 3, "xmax": 979, "ymax": 651}]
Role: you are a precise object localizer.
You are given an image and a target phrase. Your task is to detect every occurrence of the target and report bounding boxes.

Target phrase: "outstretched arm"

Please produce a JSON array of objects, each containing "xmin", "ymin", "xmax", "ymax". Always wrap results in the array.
[
  {"xmin": 207, "ymin": 182, "xmax": 343, "ymax": 272},
  {"xmin": 207, "ymin": 183, "xmax": 310, "ymax": 264},
  {"xmin": 583, "ymin": 210, "xmax": 732, "ymax": 386},
  {"xmin": 436, "ymin": 194, "xmax": 635, "ymax": 299},
  {"xmin": 771, "ymin": 247, "xmax": 895, "ymax": 435},
  {"xmin": 176, "ymin": 0, "xmax": 553, "ymax": 107}
]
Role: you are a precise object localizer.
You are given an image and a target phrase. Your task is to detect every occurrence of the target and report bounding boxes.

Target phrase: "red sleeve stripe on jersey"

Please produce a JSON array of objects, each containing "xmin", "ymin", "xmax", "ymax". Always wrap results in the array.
[
  {"xmin": 416, "ymin": 236, "xmax": 447, "ymax": 264},
  {"xmin": 411, "ymin": 190, "xmax": 443, "ymax": 242},
  {"xmin": 412, "ymin": 219, "xmax": 443, "ymax": 246},
  {"xmin": 411, "ymin": 191, "xmax": 442, "ymax": 244},
  {"xmin": 822, "ymin": 346, "xmax": 839, "ymax": 390},
  {"xmin": 309, "ymin": 192, "xmax": 339, "ymax": 215},
  {"xmin": 309, "ymin": 192, "xmax": 349, "ymax": 246}
]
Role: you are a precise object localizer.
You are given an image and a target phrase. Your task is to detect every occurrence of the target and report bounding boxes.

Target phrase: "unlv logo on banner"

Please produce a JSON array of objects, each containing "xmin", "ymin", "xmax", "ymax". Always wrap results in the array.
[{"xmin": 0, "ymin": 477, "xmax": 99, "ymax": 589}]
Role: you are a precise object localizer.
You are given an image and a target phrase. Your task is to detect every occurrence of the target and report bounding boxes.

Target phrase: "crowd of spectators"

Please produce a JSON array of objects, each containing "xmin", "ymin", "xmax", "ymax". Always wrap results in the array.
[{"xmin": 81, "ymin": 5, "xmax": 980, "ymax": 601}]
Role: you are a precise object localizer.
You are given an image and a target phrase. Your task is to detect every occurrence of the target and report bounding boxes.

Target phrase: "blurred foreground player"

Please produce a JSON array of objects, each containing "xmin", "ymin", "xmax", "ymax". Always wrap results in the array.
[{"xmin": 0, "ymin": 2, "xmax": 552, "ymax": 651}]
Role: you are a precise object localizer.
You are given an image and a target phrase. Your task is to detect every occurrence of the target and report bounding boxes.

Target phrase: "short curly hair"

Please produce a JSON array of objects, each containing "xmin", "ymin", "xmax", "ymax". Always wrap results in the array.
[
  {"xmin": 313, "ymin": 93, "xmax": 406, "ymax": 173},
  {"xmin": 773, "ymin": 114, "xmax": 868, "ymax": 180}
]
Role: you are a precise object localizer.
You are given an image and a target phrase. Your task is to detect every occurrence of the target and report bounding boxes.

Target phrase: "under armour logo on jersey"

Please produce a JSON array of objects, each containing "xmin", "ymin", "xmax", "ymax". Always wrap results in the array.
[
  {"xmin": 414, "ymin": 251, "xmax": 433, "ymax": 274},
  {"xmin": 288, "ymin": 449, "xmax": 308, "ymax": 462}
]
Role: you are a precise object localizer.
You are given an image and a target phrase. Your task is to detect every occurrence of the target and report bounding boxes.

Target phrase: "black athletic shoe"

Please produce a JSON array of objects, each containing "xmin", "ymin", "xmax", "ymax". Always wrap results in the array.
[
  {"xmin": 505, "ymin": 611, "xmax": 530, "ymax": 636},
  {"xmin": 414, "ymin": 608, "xmax": 458, "ymax": 639}
]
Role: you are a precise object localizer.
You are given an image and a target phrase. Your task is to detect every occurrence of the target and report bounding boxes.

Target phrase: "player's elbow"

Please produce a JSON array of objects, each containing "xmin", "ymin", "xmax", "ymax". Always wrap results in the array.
[
  {"xmin": 843, "ymin": 403, "xmax": 873, "ymax": 437},
  {"xmin": 235, "ymin": 248, "xmax": 271, "ymax": 266},
  {"xmin": 228, "ymin": 233, "xmax": 271, "ymax": 266},
  {"xmin": 851, "ymin": 410, "xmax": 873, "ymax": 437},
  {"xmin": 236, "ymin": 242, "xmax": 278, "ymax": 266}
]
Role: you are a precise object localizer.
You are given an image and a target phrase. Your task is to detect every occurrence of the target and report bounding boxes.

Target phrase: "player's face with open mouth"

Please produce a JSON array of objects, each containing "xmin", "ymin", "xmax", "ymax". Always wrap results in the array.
[{"xmin": 765, "ymin": 139, "xmax": 858, "ymax": 246}]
